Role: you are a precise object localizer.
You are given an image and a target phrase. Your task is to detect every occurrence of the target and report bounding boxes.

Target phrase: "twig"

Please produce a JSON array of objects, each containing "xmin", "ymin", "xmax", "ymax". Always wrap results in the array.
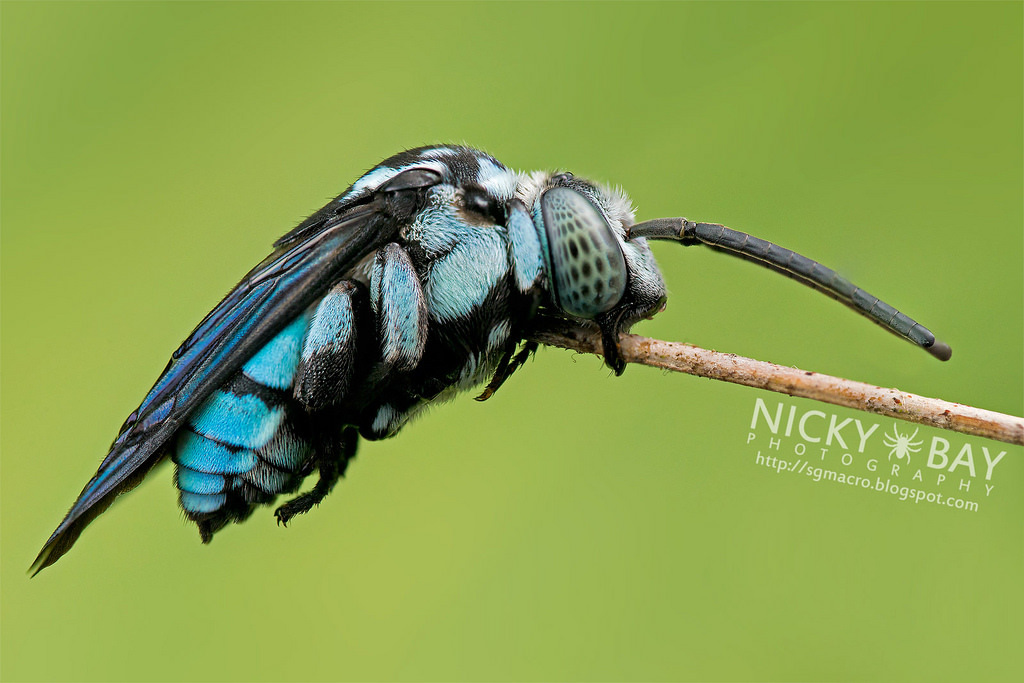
[{"xmin": 526, "ymin": 319, "xmax": 1024, "ymax": 446}]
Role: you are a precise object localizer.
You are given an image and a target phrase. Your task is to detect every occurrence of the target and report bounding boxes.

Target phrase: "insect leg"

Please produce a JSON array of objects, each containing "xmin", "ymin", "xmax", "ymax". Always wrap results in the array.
[
  {"xmin": 283, "ymin": 246, "xmax": 431, "ymax": 521},
  {"xmin": 475, "ymin": 340, "xmax": 539, "ymax": 401},
  {"xmin": 370, "ymin": 242, "xmax": 428, "ymax": 373},
  {"xmin": 293, "ymin": 280, "xmax": 372, "ymax": 411},
  {"xmin": 274, "ymin": 426, "xmax": 358, "ymax": 526},
  {"xmin": 354, "ymin": 243, "xmax": 433, "ymax": 440}
]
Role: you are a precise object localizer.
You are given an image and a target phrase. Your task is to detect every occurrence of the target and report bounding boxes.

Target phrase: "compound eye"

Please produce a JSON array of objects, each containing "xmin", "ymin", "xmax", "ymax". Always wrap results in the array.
[{"xmin": 540, "ymin": 187, "xmax": 627, "ymax": 319}]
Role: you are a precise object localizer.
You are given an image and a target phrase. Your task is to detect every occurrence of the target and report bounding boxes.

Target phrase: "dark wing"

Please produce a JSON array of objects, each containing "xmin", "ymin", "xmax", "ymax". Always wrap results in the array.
[{"xmin": 32, "ymin": 169, "xmax": 442, "ymax": 574}]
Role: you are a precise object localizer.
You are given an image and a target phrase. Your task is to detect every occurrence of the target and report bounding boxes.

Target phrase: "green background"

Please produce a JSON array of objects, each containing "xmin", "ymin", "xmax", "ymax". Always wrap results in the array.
[{"xmin": 2, "ymin": 1, "xmax": 1021, "ymax": 681}]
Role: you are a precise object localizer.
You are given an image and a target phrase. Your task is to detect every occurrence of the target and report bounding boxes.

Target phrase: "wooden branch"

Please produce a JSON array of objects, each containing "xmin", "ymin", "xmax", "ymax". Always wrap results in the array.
[{"xmin": 526, "ymin": 319, "xmax": 1024, "ymax": 446}]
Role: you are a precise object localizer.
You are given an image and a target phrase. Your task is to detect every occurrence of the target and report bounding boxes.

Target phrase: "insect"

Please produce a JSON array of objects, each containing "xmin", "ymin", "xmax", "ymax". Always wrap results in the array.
[{"xmin": 32, "ymin": 145, "xmax": 951, "ymax": 573}]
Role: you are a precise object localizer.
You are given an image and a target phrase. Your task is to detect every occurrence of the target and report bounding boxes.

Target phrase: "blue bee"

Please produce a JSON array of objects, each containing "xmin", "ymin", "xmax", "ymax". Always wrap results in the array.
[{"xmin": 32, "ymin": 145, "xmax": 951, "ymax": 573}]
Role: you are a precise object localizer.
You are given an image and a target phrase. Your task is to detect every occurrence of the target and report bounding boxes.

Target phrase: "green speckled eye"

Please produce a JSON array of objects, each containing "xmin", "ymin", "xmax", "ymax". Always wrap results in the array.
[{"xmin": 540, "ymin": 187, "xmax": 627, "ymax": 319}]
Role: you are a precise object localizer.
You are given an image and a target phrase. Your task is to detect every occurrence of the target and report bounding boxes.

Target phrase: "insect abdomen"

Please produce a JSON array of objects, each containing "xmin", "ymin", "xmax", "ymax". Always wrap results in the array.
[{"xmin": 173, "ymin": 315, "xmax": 313, "ymax": 540}]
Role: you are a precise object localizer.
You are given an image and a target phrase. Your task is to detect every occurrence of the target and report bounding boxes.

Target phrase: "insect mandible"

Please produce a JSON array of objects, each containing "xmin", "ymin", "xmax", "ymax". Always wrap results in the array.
[{"xmin": 32, "ymin": 145, "xmax": 951, "ymax": 573}]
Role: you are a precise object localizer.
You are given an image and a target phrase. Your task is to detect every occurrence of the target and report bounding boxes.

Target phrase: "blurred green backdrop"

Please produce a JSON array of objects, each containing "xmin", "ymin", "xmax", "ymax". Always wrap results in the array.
[{"xmin": 2, "ymin": 2, "xmax": 1021, "ymax": 681}]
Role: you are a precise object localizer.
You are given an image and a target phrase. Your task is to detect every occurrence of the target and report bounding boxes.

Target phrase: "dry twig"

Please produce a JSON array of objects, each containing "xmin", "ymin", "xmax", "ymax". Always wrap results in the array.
[{"xmin": 526, "ymin": 319, "xmax": 1024, "ymax": 446}]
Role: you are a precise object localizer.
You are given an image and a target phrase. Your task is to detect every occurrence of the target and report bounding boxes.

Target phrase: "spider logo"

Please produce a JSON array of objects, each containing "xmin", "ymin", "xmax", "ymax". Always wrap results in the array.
[{"xmin": 883, "ymin": 424, "xmax": 923, "ymax": 464}]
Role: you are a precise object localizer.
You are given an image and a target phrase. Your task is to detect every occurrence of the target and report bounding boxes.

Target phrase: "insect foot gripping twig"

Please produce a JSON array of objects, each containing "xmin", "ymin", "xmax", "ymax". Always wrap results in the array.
[{"xmin": 526, "ymin": 318, "xmax": 1024, "ymax": 447}]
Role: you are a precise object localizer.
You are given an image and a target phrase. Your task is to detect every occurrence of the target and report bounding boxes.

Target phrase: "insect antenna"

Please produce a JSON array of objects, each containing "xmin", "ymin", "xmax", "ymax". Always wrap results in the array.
[{"xmin": 628, "ymin": 218, "xmax": 952, "ymax": 361}]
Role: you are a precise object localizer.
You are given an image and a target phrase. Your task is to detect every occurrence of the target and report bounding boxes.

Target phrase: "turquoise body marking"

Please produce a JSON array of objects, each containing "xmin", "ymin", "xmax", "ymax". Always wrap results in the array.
[
  {"xmin": 173, "ymin": 430, "xmax": 258, "ymax": 474},
  {"xmin": 242, "ymin": 315, "xmax": 308, "ymax": 390},
  {"xmin": 187, "ymin": 389, "xmax": 283, "ymax": 450}
]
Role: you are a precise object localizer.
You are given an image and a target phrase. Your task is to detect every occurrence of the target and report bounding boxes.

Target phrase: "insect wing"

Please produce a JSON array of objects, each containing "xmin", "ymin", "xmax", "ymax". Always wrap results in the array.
[{"xmin": 32, "ymin": 197, "xmax": 403, "ymax": 573}]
